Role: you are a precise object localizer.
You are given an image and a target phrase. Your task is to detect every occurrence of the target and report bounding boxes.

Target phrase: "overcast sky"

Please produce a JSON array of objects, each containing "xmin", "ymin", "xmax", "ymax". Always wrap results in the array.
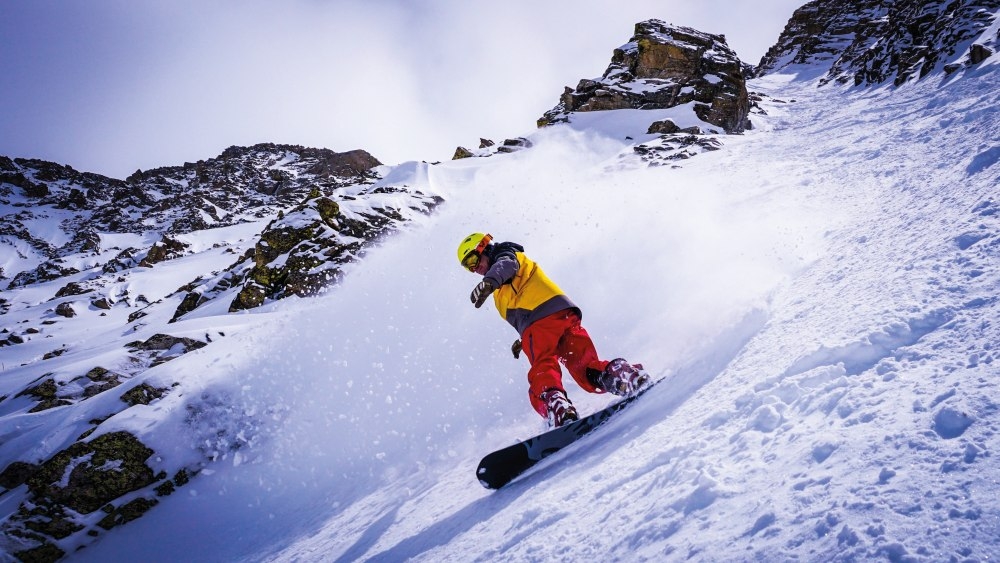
[{"xmin": 0, "ymin": 1, "xmax": 805, "ymax": 178}]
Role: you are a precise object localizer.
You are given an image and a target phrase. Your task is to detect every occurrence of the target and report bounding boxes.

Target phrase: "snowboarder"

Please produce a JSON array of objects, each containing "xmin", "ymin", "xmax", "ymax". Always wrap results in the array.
[{"xmin": 458, "ymin": 232, "xmax": 648, "ymax": 427}]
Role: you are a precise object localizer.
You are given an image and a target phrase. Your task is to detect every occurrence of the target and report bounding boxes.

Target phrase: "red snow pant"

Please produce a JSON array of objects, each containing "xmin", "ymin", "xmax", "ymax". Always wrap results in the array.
[{"xmin": 521, "ymin": 309, "xmax": 609, "ymax": 418}]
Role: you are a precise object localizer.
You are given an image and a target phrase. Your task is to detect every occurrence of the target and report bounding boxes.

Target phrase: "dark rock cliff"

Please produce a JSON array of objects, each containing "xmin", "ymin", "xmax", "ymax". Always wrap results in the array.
[{"xmin": 756, "ymin": 0, "xmax": 1000, "ymax": 85}]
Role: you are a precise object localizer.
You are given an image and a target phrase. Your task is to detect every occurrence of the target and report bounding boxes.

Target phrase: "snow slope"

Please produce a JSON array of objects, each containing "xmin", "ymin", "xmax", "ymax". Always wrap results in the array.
[{"xmin": 16, "ymin": 52, "xmax": 1000, "ymax": 563}]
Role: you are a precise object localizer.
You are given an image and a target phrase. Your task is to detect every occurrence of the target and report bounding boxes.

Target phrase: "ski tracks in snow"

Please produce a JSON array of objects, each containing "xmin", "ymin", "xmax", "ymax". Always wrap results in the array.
[{"xmin": 265, "ymin": 70, "xmax": 1000, "ymax": 563}]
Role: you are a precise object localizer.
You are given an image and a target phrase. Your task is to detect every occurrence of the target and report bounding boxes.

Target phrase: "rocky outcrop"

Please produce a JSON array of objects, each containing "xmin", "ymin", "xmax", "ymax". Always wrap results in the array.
[
  {"xmin": 1, "ymin": 431, "xmax": 169, "ymax": 561},
  {"xmin": 755, "ymin": 0, "xmax": 1000, "ymax": 86},
  {"xmin": 1, "ymin": 142, "xmax": 444, "ymax": 325},
  {"xmin": 538, "ymin": 20, "xmax": 750, "ymax": 133},
  {"xmin": 226, "ymin": 188, "xmax": 443, "ymax": 313},
  {"xmin": 448, "ymin": 138, "xmax": 535, "ymax": 160},
  {"xmin": 138, "ymin": 236, "xmax": 190, "ymax": 268},
  {"xmin": 1, "ymin": 144, "xmax": 385, "ymax": 291}
]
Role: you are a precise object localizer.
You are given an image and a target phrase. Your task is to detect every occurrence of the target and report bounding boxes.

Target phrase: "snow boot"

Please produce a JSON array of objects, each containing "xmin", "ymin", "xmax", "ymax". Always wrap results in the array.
[
  {"xmin": 541, "ymin": 388, "xmax": 579, "ymax": 428},
  {"xmin": 591, "ymin": 358, "xmax": 649, "ymax": 396}
]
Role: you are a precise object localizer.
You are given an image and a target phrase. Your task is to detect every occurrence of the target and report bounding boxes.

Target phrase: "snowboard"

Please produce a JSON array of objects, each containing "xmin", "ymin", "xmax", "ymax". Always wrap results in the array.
[{"xmin": 476, "ymin": 380, "xmax": 659, "ymax": 490}]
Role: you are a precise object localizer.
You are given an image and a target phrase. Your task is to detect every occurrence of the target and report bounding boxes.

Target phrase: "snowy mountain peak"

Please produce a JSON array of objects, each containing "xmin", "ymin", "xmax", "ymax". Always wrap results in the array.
[
  {"xmin": 756, "ymin": 0, "xmax": 1000, "ymax": 85},
  {"xmin": 538, "ymin": 19, "xmax": 750, "ymax": 134}
]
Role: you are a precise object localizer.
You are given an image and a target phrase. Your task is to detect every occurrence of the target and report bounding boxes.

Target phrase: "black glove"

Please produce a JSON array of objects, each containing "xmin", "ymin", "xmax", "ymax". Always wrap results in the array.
[
  {"xmin": 512, "ymin": 339, "xmax": 522, "ymax": 359},
  {"xmin": 470, "ymin": 279, "xmax": 496, "ymax": 308}
]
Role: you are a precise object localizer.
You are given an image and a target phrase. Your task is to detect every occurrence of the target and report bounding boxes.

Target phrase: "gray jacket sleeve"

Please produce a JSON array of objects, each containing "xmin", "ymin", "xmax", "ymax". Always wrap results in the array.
[{"xmin": 484, "ymin": 254, "xmax": 519, "ymax": 287}]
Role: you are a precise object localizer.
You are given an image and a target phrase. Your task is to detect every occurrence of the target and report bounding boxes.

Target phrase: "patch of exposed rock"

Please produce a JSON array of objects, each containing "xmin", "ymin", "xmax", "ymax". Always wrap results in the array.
[
  {"xmin": 755, "ymin": 0, "xmax": 1000, "ymax": 86},
  {"xmin": 226, "ymin": 187, "xmax": 443, "ymax": 313},
  {"xmin": 0, "ymin": 431, "xmax": 169, "ymax": 561},
  {"xmin": 538, "ymin": 20, "xmax": 750, "ymax": 133}
]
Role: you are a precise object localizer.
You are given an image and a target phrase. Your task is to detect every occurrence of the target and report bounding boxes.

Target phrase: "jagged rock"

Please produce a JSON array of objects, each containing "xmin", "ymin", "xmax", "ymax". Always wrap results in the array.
[
  {"xmin": 14, "ymin": 542, "xmax": 65, "ymax": 562},
  {"xmin": 1, "ymin": 144, "xmax": 385, "ymax": 287},
  {"xmin": 0, "ymin": 461, "xmax": 40, "ymax": 490},
  {"xmin": 479, "ymin": 138, "xmax": 495, "ymax": 148},
  {"xmin": 171, "ymin": 292, "xmax": 204, "ymax": 322},
  {"xmin": 102, "ymin": 247, "xmax": 139, "ymax": 274},
  {"xmin": 969, "ymin": 43, "xmax": 993, "ymax": 64},
  {"xmin": 55, "ymin": 302, "xmax": 76, "ymax": 318},
  {"xmin": 139, "ymin": 236, "xmax": 189, "ymax": 267},
  {"xmin": 496, "ymin": 138, "xmax": 534, "ymax": 154},
  {"xmin": 0, "ymin": 170, "xmax": 48, "ymax": 198},
  {"xmin": 24, "ymin": 431, "xmax": 156, "ymax": 514},
  {"xmin": 539, "ymin": 20, "xmax": 750, "ymax": 133},
  {"xmin": 82, "ymin": 367, "xmax": 124, "ymax": 398},
  {"xmin": 120, "ymin": 383, "xmax": 168, "ymax": 406},
  {"xmin": 17, "ymin": 378, "xmax": 72, "ymax": 413},
  {"xmin": 453, "ymin": 147, "xmax": 474, "ymax": 160},
  {"xmin": 756, "ymin": 0, "xmax": 1000, "ymax": 86},
  {"xmin": 42, "ymin": 348, "xmax": 66, "ymax": 360},
  {"xmin": 54, "ymin": 281, "xmax": 94, "ymax": 298},
  {"xmin": 230, "ymin": 284, "xmax": 266, "ymax": 311},
  {"xmin": 97, "ymin": 497, "xmax": 159, "ymax": 531},
  {"xmin": 634, "ymin": 134, "xmax": 723, "ymax": 164},
  {"xmin": 92, "ymin": 297, "xmax": 112, "ymax": 310},
  {"xmin": 9, "ymin": 262, "xmax": 80, "ymax": 289},
  {"xmin": 229, "ymin": 189, "xmax": 442, "ymax": 312},
  {"xmin": 648, "ymin": 119, "xmax": 681, "ymax": 134},
  {"xmin": 126, "ymin": 333, "xmax": 206, "ymax": 353},
  {"xmin": 315, "ymin": 196, "xmax": 339, "ymax": 223}
]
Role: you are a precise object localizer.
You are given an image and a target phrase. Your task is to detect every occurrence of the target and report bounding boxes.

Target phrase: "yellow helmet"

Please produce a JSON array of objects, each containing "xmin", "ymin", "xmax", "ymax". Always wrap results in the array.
[{"xmin": 457, "ymin": 232, "xmax": 492, "ymax": 270}]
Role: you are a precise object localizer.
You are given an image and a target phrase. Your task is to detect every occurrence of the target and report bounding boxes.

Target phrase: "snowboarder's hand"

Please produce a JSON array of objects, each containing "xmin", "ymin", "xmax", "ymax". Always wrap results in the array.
[
  {"xmin": 470, "ymin": 279, "xmax": 496, "ymax": 308},
  {"xmin": 511, "ymin": 339, "xmax": 522, "ymax": 359}
]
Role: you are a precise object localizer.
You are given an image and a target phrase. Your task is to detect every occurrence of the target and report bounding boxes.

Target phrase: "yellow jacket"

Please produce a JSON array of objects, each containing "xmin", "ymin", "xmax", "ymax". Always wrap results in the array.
[{"xmin": 486, "ymin": 250, "xmax": 579, "ymax": 336}]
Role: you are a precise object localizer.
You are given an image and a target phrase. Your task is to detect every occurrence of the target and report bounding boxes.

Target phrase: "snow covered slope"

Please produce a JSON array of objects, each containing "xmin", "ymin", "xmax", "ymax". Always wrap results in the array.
[{"xmin": 56, "ymin": 43, "xmax": 1000, "ymax": 563}]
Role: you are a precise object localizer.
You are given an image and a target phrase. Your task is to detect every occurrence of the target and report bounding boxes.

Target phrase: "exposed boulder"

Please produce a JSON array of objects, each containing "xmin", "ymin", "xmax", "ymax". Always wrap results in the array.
[
  {"xmin": 102, "ymin": 247, "xmax": 140, "ymax": 274},
  {"xmin": 969, "ymin": 42, "xmax": 994, "ymax": 64},
  {"xmin": 54, "ymin": 281, "xmax": 95, "ymax": 298},
  {"xmin": 120, "ymin": 383, "xmax": 169, "ymax": 407},
  {"xmin": 54, "ymin": 302, "xmax": 77, "ymax": 318},
  {"xmin": 538, "ymin": 20, "xmax": 750, "ymax": 133},
  {"xmin": 633, "ymin": 134, "xmax": 723, "ymax": 165},
  {"xmin": 453, "ymin": 147, "xmax": 474, "ymax": 160},
  {"xmin": 496, "ymin": 138, "xmax": 534, "ymax": 153},
  {"xmin": 126, "ymin": 333, "xmax": 206, "ymax": 354},
  {"xmin": 0, "ymin": 170, "xmax": 48, "ymax": 197},
  {"xmin": 82, "ymin": 366, "xmax": 127, "ymax": 398},
  {"xmin": 24, "ymin": 431, "xmax": 157, "ymax": 515},
  {"xmin": 16, "ymin": 378, "xmax": 72, "ymax": 413},
  {"xmin": 2, "ymin": 431, "xmax": 162, "ymax": 558},
  {"xmin": 756, "ymin": 0, "xmax": 1000, "ymax": 86},
  {"xmin": 0, "ymin": 461, "xmax": 40, "ymax": 490},
  {"xmin": 8, "ymin": 261, "xmax": 80, "ymax": 289},
  {"xmin": 139, "ymin": 236, "xmax": 190, "ymax": 267}
]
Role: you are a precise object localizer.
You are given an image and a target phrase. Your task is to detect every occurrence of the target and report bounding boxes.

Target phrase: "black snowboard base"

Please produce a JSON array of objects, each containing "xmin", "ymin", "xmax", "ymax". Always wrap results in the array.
[{"xmin": 476, "ymin": 381, "xmax": 658, "ymax": 490}]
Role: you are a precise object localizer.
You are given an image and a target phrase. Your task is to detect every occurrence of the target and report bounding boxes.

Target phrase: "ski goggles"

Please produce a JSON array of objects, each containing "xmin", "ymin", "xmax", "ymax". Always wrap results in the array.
[{"xmin": 462, "ymin": 234, "xmax": 493, "ymax": 271}]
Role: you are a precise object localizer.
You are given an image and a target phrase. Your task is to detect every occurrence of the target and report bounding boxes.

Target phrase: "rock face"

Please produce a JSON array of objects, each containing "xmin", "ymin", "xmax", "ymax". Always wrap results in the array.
[
  {"xmin": 3, "ymin": 431, "xmax": 163, "ymax": 561},
  {"xmin": 538, "ymin": 20, "xmax": 750, "ymax": 133},
  {"xmin": 1, "ymin": 143, "xmax": 443, "ymax": 319},
  {"xmin": 755, "ymin": 0, "xmax": 1000, "ymax": 86},
  {"xmin": 1, "ymin": 143, "xmax": 384, "ymax": 292},
  {"xmin": 225, "ymin": 187, "xmax": 441, "ymax": 314}
]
